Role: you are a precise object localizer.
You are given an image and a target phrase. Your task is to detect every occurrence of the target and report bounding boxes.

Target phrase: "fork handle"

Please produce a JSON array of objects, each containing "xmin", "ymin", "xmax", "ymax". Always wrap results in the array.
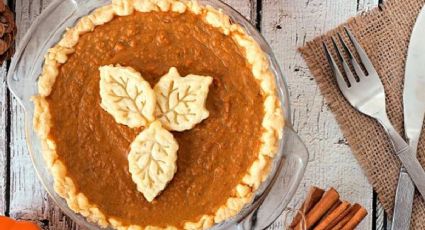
[{"xmin": 377, "ymin": 113, "xmax": 425, "ymax": 201}]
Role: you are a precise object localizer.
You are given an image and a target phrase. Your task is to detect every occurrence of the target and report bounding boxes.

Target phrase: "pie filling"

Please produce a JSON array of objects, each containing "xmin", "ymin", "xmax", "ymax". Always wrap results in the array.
[{"xmin": 46, "ymin": 11, "xmax": 264, "ymax": 227}]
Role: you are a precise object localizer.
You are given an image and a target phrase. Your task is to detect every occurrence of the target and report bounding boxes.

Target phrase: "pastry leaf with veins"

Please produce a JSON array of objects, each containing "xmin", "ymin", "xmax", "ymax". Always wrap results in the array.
[
  {"xmin": 99, "ymin": 65, "xmax": 156, "ymax": 128},
  {"xmin": 154, "ymin": 67, "xmax": 213, "ymax": 131},
  {"xmin": 128, "ymin": 121, "xmax": 178, "ymax": 202}
]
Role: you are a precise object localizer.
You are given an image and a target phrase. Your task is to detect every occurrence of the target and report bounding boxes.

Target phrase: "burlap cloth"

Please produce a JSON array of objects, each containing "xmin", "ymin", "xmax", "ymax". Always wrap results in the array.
[{"xmin": 299, "ymin": 0, "xmax": 425, "ymax": 228}]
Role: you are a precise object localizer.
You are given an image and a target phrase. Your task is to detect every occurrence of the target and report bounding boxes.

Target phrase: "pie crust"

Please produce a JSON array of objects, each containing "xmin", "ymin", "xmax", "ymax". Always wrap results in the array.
[{"xmin": 32, "ymin": 0, "xmax": 284, "ymax": 229}]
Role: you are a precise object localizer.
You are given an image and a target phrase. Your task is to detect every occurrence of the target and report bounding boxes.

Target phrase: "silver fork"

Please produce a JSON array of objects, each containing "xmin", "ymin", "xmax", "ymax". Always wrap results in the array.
[{"xmin": 323, "ymin": 27, "xmax": 425, "ymax": 201}]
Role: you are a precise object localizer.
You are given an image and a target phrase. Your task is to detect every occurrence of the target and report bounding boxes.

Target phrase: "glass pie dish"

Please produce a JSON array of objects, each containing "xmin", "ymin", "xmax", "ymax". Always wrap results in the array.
[{"xmin": 6, "ymin": 0, "xmax": 309, "ymax": 229}]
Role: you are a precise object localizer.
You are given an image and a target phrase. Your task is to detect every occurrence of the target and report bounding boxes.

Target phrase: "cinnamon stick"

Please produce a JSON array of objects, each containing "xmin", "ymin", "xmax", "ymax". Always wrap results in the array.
[
  {"xmin": 295, "ymin": 187, "xmax": 340, "ymax": 230},
  {"xmin": 341, "ymin": 206, "xmax": 368, "ymax": 230},
  {"xmin": 322, "ymin": 203, "xmax": 353, "ymax": 230},
  {"xmin": 329, "ymin": 204, "xmax": 362, "ymax": 230},
  {"xmin": 290, "ymin": 186, "xmax": 325, "ymax": 227},
  {"xmin": 319, "ymin": 200, "xmax": 342, "ymax": 221},
  {"xmin": 314, "ymin": 201, "xmax": 350, "ymax": 230}
]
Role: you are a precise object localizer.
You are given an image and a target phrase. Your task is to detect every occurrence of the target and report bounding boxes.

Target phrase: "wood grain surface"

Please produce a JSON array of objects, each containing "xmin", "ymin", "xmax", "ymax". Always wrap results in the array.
[{"xmin": 0, "ymin": 0, "xmax": 388, "ymax": 229}]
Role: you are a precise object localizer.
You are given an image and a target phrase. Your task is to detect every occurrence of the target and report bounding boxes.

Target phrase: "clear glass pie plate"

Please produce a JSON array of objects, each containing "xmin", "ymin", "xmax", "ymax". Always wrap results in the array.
[{"xmin": 6, "ymin": 0, "xmax": 309, "ymax": 229}]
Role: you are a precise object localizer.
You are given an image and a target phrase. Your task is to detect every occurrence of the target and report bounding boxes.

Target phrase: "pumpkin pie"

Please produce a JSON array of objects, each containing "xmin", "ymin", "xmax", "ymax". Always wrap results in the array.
[{"xmin": 32, "ymin": 0, "xmax": 284, "ymax": 229}]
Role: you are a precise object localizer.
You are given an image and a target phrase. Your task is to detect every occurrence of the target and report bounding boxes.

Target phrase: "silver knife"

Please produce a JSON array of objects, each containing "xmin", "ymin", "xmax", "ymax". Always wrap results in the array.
[{"xmin": 391, "ymin": 5, "xmax": 425, "ymax": 230}]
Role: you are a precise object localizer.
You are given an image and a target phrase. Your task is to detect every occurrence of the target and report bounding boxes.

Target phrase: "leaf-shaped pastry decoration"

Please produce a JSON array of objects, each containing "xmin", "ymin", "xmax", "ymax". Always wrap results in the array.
[
  {"xmin": 154, "ymin": 67, "xmax": 213, "ymax": 131},
  {"xmin": 128, "ymin": 121, "xmax": 178, "ymax": 202},
  {"xmin": 99, "ymin": 65, "xmax": 156, "ymax": 128},
  {"xmin": 99, "ymin": 65, "xmax": 213, "ymax": 201}
]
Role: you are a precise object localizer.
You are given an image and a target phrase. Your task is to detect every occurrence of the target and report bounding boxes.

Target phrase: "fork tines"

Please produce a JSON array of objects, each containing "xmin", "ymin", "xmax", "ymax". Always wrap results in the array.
[
  {"xmin": 322, "ymin": 27, "xmax": 386, "ymax": 113},
  {"xmin": 323, "ymin": 27, "xmax": 377, "ymax": 89}
]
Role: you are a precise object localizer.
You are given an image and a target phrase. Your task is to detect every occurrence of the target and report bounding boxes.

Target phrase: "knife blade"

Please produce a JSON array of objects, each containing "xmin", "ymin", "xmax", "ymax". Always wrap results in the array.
[{"xmin": 391, "ymin": 5, "xmax": 425, "ymax": 230}]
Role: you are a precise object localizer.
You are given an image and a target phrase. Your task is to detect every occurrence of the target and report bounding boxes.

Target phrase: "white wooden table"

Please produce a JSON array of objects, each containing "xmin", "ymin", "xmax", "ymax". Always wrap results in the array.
[{"xmin": 0, "ymin": 0, "xmax": 388, "ymax": 229}]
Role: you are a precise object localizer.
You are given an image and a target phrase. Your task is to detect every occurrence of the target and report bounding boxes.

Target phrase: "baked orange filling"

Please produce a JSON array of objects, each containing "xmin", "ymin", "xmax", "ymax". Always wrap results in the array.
[{"xmin": 46, "ymin": 11, "xmax": 264, "ymax": 227}]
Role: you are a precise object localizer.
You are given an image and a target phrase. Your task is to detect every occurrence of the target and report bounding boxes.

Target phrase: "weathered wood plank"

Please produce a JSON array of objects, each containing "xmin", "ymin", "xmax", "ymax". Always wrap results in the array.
[
  {"xmin": 261, "ymin": 0, "xmax": 379, "ymax": 229},
  {"xmin": 375, "ymin": 193, "xmax": 387, "ymax": 230},
  {"xmin": 0, "ymin": 63, "xmax": 8, "ymax": 215},
  {"xmin": 9, "ymin": 0, "xmax": 80, "ymax": 229},
  {"xmin": 0, "ymin": 0, "xmax": 12, "ymax": 218},
  {"xmin": 9, "ymin": 0, "xmax": 44, "ymax": 220},
  {"xmin": 0, "ymin": 0, "xmax": 12, "ymax": 217}
]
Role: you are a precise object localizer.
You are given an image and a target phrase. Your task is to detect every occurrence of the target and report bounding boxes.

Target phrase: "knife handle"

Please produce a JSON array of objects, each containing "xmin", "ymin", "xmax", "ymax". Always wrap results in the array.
[
  {"xmin": 391, "ymin": 137, "xmax": 420, "ymax": 230},
  {"xmin": 391, "ymin": 169, "xmax": 415, "ymax": 230}
]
